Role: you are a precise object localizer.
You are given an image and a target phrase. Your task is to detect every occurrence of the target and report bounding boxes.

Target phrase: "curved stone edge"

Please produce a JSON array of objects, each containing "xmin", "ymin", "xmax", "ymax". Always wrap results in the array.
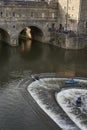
[
  {"xmin": 27, "ymin": 79, "xmax": 65, "ymax": 129},
  {"xmin": 27, "ymin": 76, "xmax": 86, "ymax": 130},
  {"xmin": 56, "ymin": 89, "xmax": 87, "ymax": 130}
]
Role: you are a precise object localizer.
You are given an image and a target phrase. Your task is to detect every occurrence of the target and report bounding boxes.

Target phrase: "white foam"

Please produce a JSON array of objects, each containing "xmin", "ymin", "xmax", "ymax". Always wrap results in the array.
[
  {"xmin": 57, "ymin": 89, "xmax": 87, "ymax": 130},
  {"xmin": 27, "ymin": 78, "xmax": 84, "ymax": 130}
]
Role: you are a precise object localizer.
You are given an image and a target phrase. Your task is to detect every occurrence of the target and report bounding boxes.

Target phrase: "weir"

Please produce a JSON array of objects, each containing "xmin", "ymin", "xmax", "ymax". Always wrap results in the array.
[{"xmin": 28, "ymin": 76, "xmax": 87, "ymax": 130}]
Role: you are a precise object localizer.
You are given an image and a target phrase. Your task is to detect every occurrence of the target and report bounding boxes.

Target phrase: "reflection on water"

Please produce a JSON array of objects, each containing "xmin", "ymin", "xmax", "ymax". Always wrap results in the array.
[
  {"xmin": 0, "ymin": 44, "xmax": 11, "ymax": 82},
  {"xmin": 20, "ymin": 39, "xmax": 32, "ymax": 51},
  {"xmin": 0, "ymin": 40, "xmax": 87, "ymax": 78},
  {"xmin": 19, "ymin": 40, "xmax": 42, "ymax": 61},
  {"xmin": 0, "ymin": 40, "xmax": 87, "ymax": 130}
]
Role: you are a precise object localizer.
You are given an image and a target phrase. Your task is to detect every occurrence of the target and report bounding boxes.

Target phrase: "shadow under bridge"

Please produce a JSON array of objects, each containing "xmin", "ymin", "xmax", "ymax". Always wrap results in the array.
[
  {"xmin": 19, "ymin": 26, "xmax": 44, "ymax": 43},
  {"xmin": 0, "ymin": 28, "xmax": 10, "ymax": 46}
]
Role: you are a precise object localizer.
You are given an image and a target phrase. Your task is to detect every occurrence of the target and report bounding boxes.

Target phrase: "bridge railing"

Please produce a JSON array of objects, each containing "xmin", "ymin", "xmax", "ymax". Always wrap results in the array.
[
  {"xmin": 3, "ymin": 1, "xmax": 48, "ymax": 7},
  {"xmin": 0, "ymin": 1, "xmax": 58, "ymax": 26}
]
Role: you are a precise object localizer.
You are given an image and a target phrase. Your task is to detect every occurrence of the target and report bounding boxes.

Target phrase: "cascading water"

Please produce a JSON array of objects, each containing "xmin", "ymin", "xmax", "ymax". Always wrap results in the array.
[{"xmin": 28, "ymin": 77, "xmax": 87, "ymax": 130}]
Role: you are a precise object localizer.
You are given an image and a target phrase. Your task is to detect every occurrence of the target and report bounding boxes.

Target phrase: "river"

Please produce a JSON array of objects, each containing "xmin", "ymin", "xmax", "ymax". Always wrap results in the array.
[{"xmin": 0, "ymin": 40, "xmax": 87, "ymax": 130}]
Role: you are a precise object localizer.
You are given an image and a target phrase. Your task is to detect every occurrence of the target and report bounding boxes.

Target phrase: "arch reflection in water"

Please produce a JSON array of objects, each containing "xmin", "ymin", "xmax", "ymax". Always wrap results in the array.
[{"xmin": 20, "ymin": 40, "xmax": 32, "ymax": 51}]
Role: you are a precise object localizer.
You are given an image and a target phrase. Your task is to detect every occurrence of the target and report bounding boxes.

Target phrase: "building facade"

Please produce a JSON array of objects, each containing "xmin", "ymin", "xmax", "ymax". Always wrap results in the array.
[{"xmin": 58, "ymin": 0, "xmax": 80, "ymax": 33}]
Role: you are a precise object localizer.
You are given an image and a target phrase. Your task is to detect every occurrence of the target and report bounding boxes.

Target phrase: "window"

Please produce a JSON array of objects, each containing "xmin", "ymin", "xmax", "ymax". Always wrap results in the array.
[
  {"xmin": 13, "ymin": 12, "xmax": 15, "ymax": 17},
  {"xmin": 64, "ymin": 6, "xmax": 66, "ymax": 10},
  {"xmin": 13, "ymin": 25, "xmax": 15, "ymax": 28},
  {"xmin": 31, "ymin": 12, "xmax": 34, "ymax": 17},
  {"xmin": 42, "ymin": 13, "xmax": 45, "ymax": 18},
  {"xmin": 6, "ymin": 13, "xmax": 8, "ymax": 17},
  {"xmin": 72, "ymin": 7, "xmax": 74, "ymax": 10},
  {"xmin": 68, "ymin": 7, "xmax": 70, "ymax": 10},
  {"xmin": 1, "ymin": 11, "xmax": 3, "ymax": 17},
  {"xmin": 52, "ymin": 13, "xmax": 54, "ymax": 18},
  {"xmin": 86, "ymin": 22, "xmax": 87, "ymax": 28}
]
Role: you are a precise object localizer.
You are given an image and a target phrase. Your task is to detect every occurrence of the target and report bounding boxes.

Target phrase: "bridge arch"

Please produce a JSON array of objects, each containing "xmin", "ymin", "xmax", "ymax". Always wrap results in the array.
[
  {"xmin": 0, "ymin": 27, "xmax": 10, "ymax": 45},
  {"xmin": 18, "ymin": 23, "xmax": 48, "ymax": 44},
  {"xmin": 29, "ymin": 26, "xmax": 43, "ymax": 41}
]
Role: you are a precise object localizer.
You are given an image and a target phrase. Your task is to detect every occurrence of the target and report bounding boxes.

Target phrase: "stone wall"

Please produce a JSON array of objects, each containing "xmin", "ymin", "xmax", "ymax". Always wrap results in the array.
[
  {"xmin": 0, "ymin": 1, "xmax": 87, "ymax": 49},
  {"xmin": 49, "ymin": 32, "xmax": 87, "ymax": 49},
  {"xmin": 0, "ymin": 1, "xmax": 58, "ymax": 46},
  {"xmin": 78, "ymin": 0, "xmax": 87, "ymax": 35}
]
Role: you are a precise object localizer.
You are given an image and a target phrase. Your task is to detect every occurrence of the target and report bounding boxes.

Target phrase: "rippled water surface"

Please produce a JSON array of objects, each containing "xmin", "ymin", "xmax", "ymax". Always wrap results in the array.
[{"xmin": 0, "ymin": 40, "xmax": 87, "ymax": 130}]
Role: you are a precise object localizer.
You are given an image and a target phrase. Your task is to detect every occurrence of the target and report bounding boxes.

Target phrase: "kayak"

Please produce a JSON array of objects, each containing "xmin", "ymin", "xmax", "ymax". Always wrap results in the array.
[{"xmin": 65, "ymin": 79, "xmax": 79, "ymax": 84}]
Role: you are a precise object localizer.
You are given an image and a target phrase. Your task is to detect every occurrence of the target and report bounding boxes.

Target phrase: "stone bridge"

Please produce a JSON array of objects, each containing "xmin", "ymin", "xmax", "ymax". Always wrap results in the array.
[{"xmin": 0, "ymin": 1, "xmax": 58, "ymax": 46}]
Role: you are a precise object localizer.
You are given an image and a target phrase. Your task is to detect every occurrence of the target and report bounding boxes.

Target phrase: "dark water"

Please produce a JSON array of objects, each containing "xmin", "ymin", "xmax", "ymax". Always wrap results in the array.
[{"xmin": 0, "ymin": 40, "xmax": 87, "ymax": 130}]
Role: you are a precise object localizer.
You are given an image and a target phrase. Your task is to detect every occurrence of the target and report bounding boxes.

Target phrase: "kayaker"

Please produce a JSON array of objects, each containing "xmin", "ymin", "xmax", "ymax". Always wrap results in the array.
[{"xmin": 76, "ymin": 97, "xmax": 81, "ymax": 107}]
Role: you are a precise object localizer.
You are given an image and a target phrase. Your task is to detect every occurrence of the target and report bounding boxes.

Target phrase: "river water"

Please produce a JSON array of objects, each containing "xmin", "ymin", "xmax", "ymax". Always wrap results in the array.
[{"xmin": 0, "ymin": 40, "xmax": 87, "ymax": 130}]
